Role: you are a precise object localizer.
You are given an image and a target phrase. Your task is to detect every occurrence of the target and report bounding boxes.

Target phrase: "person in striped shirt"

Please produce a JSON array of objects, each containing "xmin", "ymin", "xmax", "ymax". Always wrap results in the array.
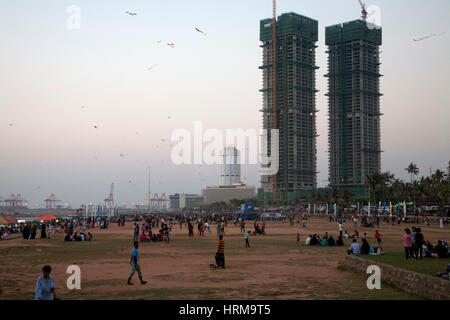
[{"xmin": 215, "ymin": 234, "xmax": 225, "ymax": 268}]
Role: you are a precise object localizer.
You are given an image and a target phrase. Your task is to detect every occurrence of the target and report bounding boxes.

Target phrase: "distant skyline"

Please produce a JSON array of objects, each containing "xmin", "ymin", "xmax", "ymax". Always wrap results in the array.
[{"xmin": 1, "ymin": 0, "xmax": 449, "ymax": 207}]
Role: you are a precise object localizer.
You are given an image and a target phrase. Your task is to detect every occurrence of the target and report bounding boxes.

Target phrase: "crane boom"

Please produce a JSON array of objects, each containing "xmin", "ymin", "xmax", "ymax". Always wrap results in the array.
[{"xmin": 358, "ymin": 0, "xmax": 368, "ymax": 21}]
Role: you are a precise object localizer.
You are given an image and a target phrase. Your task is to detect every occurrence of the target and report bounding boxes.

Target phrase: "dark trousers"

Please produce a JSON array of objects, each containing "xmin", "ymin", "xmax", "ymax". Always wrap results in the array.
[
  {"xmin": 215, "ymin": 253, "xmax": 225, "ymax": 268},
  {"xmin": 405, "ymin": 246, "xmax": 414, "ymax": 259},
  {"xmin": 245, "ymin": 239, "xmax": 250, "ymax": 248},
  {"xmin": 414, "ymin": 244, "xmax": 423, "ymax": 259}
]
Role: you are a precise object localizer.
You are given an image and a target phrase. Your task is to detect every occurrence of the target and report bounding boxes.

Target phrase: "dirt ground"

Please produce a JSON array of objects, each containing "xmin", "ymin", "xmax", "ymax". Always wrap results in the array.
[{"xmin": 0, "ymin": 217, "xmax": 448, "ymax": 300}]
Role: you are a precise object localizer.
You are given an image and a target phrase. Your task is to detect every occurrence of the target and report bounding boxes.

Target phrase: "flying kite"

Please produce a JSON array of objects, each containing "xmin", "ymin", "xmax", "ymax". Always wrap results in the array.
[
  {"xmin": 146, "ymin": 64, "xmax": 158, "ymax": 71},
  {"xmin": 125, "ymin": 11, "xmax": 137, "ymax": 16},
  {"xmin": 195, "ymin": 27, "xmax": 207, "ymax": 36},
  {"xmin": 413, "ymin": 32, "xmax": 445, "ymax": 42},
  {"xmin": 167, "ymin": 43, "xmax": 175, "ymax": 48}
]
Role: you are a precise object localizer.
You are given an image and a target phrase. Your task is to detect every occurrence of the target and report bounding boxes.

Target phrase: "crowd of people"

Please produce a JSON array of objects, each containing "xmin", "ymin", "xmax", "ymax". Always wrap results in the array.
[{"xmin": 1, "ymin": 225, "xmax": 20, "ymax": 240}]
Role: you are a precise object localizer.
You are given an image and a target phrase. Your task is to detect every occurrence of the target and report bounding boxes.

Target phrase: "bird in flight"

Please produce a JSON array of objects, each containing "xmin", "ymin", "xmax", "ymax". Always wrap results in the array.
[
  {"xmin": 125, "ymin": 11, "xmax": 137, "ymax": 16},
  {"xmin": 146, "ymin": 64, "xmax": 158, "ymax": 71},
  {"xmin": 167, "ymin": 43, "xmax": 175, "ymax": 48},
  {"xmin": 195, "ymin": 27, "xmax": 207, "ymax": 36},
  {"xmin": 8, "ymin": 123, "xmax": 14, "ymax": 126},
  {"xmin": 413, "ymin": 32, "xmax": 445, "ymax": 42}
]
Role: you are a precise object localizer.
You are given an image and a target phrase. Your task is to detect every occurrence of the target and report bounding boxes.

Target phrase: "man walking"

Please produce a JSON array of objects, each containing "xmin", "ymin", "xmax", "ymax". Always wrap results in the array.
[{"xmin": 127, "ymin": 241, "xmax": 147, "ymax": 285}]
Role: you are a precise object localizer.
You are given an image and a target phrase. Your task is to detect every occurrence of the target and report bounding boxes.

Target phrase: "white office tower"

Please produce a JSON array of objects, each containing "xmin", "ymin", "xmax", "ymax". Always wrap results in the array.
[{"xmin": 219, "ymin": 147, "xmax": 241, "ymax": 186}]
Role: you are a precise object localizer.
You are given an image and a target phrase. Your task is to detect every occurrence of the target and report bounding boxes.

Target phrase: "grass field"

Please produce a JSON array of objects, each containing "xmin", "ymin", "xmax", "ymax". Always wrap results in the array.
[{"xmin": 0, "ymin": 217, "xmax": 448, "ymax": 300}]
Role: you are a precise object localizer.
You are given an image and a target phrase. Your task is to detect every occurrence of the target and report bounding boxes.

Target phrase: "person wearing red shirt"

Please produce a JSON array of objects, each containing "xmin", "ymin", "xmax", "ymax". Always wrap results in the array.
[{"xmin": 374, "ymin": 230, "xmax": 383, "ymax": 251}]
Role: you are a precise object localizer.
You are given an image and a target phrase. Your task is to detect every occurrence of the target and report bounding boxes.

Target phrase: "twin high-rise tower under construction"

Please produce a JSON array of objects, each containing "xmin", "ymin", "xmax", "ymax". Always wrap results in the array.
[
  {"xmin": 325, "ymin": 20, "xmax": 382, "ymax": 197},
  {"xmin": 259, "ymin": 11, "xmax": 382, "ymax": 201},
  {"xmin": 260, "ymin": 13, "xmax": 319, "ymax": 201}
]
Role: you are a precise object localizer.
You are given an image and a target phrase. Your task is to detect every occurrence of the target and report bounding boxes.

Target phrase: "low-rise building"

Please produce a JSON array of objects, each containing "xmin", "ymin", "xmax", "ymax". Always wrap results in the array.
[{"xmin": 202, "ymin": 184, "xmax": 256, "ymax": 205}]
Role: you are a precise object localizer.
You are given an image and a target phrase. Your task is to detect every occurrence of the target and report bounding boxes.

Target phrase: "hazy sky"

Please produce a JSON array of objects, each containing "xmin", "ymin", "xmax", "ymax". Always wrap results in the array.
[{"xmin": 1, "ymin": 0, "xmax": 449, "ymax": 208}]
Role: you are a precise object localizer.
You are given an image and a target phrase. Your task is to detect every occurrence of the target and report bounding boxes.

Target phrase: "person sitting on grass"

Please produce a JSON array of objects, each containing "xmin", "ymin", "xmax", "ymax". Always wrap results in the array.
[
  {"xmin": 424, "ymin": 241, "xmax": 433, "ymax": 258},
  {"xmin": 321, "ymin": 236, "xmax": 327, "ymax": 246},
  {"xmin": 309, "ymin": 234, "xmax": 319, "ymax": 246},
  {"xmin": 436, "ymin": 264, "xmax": 450, "ymax": 280},
  {"xmin": 352, "ymin": 230, "xmax": 359, "ymax": 239},
  {"xmin": 327, "ymin": 235, "xmax": 336, "ymax": 246},
  {"xmin": 344, "ymin": 230, "xmax": 350, "ymax": 239},
  {"xmin": 2, "ymin": 230, "xmax": 9, "ymax": 240},
  {"xmin": 336, "ymin": 235, "xmax": 344, "ymax": 246},
  {"xmin": 305, "ymin": 235, "xmax": 312, "ymax": 246},
  {"xmin": 361, "ymin": 238, "xmax": 371, "ymax": 255},
  {"xmin": 434, "ymin": 240, "xmax": 449, "ymax": 259},
  {"xmin": 348, "ymin": 238, "xmax": 361, "ymax": 255}
]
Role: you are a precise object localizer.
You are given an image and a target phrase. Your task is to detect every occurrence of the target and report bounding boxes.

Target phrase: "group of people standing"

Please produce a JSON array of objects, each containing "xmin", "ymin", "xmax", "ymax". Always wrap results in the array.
[
  {"xmin": 21, "ymin": 222, "xmax": 48, "ymax": 240},
  {"xmin": 403, "ymin": 227, "xmax": 449, "ymax": 259}
]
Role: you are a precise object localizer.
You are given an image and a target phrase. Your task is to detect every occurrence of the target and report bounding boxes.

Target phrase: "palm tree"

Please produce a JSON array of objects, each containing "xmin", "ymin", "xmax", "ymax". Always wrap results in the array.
[
  {"xmin": 366, "ymin": 172, "xmax": 392, "ymax": 204},
  {"xmin": 437, "ymin": 184, "xmax": 450, "ymax": 213},
  {"xmin": 342, "ymin": 190, "xmax": 354, "ymax": 208},
  {"xmin": 405, "ymin": 163, "xmax": 419, "ymax": 184}
]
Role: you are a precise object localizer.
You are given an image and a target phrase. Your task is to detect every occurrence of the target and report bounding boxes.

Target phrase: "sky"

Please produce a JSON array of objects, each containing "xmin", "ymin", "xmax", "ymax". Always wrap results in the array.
[{"xmin": 0, "ymin": 0, "xmax": 449, "ymax": 208}]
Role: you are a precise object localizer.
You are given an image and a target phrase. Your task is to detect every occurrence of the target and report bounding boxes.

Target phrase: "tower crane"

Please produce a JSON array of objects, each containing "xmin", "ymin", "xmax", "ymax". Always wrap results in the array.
[{"xmin": 358, "ymin": 0, "xmax": 368, "ymax": 21}]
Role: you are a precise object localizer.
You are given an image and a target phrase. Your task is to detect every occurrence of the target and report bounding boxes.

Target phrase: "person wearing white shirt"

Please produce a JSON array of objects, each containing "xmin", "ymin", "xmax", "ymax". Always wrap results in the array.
[{"xmin": 306, "ymin": 235, "xmax": 312, "ymax": 246}]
